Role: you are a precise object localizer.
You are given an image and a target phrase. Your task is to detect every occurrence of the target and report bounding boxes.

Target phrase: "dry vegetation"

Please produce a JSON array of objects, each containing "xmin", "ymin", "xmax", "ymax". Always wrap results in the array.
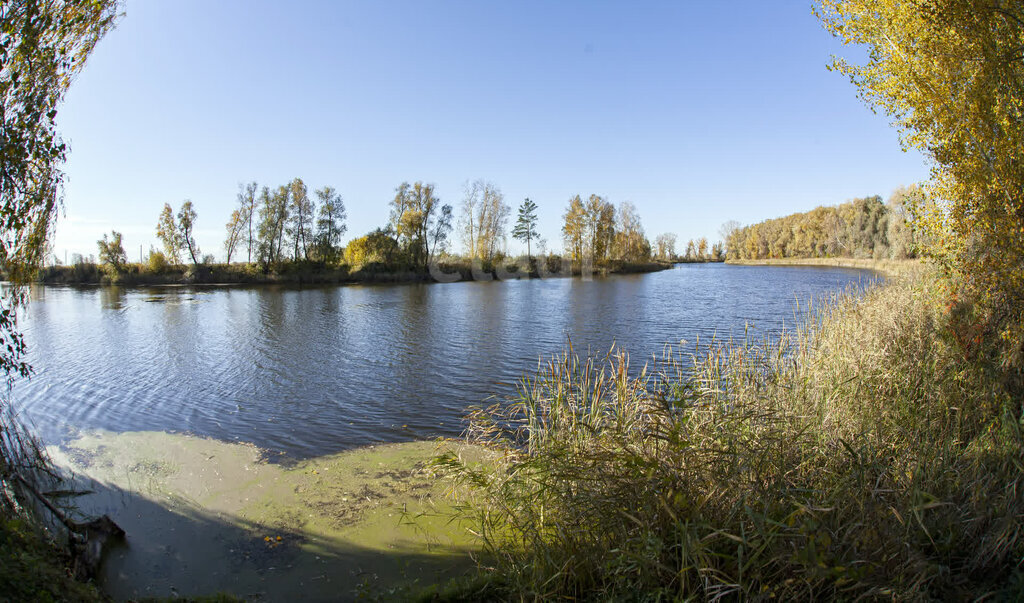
[{"xmin": 437, "ymin": 264, "xmax": 1024, "ymax": 600}]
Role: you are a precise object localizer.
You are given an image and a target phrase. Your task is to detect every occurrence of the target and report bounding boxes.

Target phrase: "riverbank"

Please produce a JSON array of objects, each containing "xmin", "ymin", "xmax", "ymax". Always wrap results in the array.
[
  {"xmin": 726, "ymin": 256, "xmax": 923, "ymax": 277},
  {"xmin": 0, "ymin": 516, "xmax": 105, "ymax": 601},
  {"xmin": 34, "ymin": 258, "xmax": 673, "ymax": 287},
  {"xmin": 437, "ymin": 264, "xmax": 1024, "ymax": 599},
  {"xmin": 20, "ymin": 260, "xmax": 1003, "ymax": 600}
]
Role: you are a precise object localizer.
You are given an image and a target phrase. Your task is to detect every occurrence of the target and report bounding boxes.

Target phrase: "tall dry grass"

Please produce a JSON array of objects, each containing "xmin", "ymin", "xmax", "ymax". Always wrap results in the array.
[{"xmin": 437, "ymin": 266, "xmax": 1024, "ymax": 600}]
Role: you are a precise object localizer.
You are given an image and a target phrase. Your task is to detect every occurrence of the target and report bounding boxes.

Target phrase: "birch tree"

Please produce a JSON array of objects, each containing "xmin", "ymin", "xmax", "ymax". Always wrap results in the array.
[
  {"xmin": 236, "ymin": 181, "xmax": 258, "ymax": 262},
  {"xmin": 288, "ymin": 178, "xmax": 314, "ymax": 260},
  {"xmin": 460, "ymin": 180, "xmax": 509, "ymax": 262}
]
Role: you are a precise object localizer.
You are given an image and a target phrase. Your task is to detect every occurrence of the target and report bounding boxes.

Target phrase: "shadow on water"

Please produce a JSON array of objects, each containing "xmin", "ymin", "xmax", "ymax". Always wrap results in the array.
[
  {"xmin": 52, "ymin": 433, "xmax": 484, "ymax": 602},
  {"xmin": 91, "ymin": 492, "xmax": 476, "ymax": 601}
]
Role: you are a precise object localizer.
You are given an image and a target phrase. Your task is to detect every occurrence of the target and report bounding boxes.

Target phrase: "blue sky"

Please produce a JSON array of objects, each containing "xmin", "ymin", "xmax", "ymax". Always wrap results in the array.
[{"xmin": 54, "ymin": 0, "xmax": 929, "ymax": 262}]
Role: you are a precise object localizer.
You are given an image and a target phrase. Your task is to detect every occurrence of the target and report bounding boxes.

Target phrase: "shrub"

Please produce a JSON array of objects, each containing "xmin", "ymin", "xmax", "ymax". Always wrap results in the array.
[{"xmin": 147, "ymin": 249, "xmax": 169, "ymax": 274}]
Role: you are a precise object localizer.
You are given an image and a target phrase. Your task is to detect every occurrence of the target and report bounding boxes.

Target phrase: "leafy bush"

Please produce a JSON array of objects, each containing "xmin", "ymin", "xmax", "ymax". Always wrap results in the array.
[{"xmin": 147, "ymin": 249, "xmax": 169, "ymax": 273}]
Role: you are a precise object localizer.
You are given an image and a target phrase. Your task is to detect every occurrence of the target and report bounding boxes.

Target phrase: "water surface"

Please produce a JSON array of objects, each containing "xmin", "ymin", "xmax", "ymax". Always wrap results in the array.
[{"xmin": 17, "ymin": 264, "xmax": 876, "ymax": 458}]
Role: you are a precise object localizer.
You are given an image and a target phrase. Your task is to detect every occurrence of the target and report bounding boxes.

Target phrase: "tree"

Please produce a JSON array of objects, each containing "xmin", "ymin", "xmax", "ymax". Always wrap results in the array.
[
  {"xmin": 562, "ymin": 195, "xmax": 586, "ymax": 263},
  {"xmin": 224, "ymin": 209, "xmax": 244, "ymax": 263},
  {"xmin": 0, "ymin": 1, "xmax": 119, "ymax": 510},
  {"xmin": 236, "ymin": 181, "xmax": 258, "ymax": 263},
  {"xmin": 390, "ymin": 182, "xmax": 422, "ymax": 265},
  {"xmin": 256, "ymin": 185, "xmax": 289, "ymax": 267},
  {"xmin": 614, "ymin": 202, "xmax": 650, "ymax": 262},
  {"xmin": 390, "ymin": 181, "xmax": 450, "ymax": 270},
  {"xmin": 720, "ymin": 220, "xmax": 742, "ymax": 258},
  {"xmin": 684, "ymin": 239, "xmax": 696, "ymax": 261},
  {"xmin": 460, "ymin": 180, "xmax": 510, "ymax": 262},
  {"xmin": 697, "ymin": 237, "xmax": 709, "ymax": 261},
  {"xmin": 594, "ymin": 200, "xmax": 616, "ymax": 261},
  {"xmin": 512, "ymin": 198, "xmax": 539, "ymax": 261},
  {"xmin": 156, "ymin": 203, "xmax": 183, "ymax": 264},
  {"xmin": 580, "ymin": 195, "xmax": 617, "ymax": 262},
  {"xmin": 287, "ymin": 178, "xmax": 314, "ymax": 261},
  {"xmin": 313, "ymin": 186, "xmax": 346, "ymax": 261},
  {"xmin": 177, "ymin": 201, "xmax": 200, "ymax": 267},
  {"xmin": 428, "ymin": 203, "xmax": 454, "ymax": 264},
  {"xmin": 389, "ymin": 182, "xmax": 414, "ymax": 248},
  {"xmin": 0, "ymin": 0, "xmax": 118, "ymax": 290},
  {"xmin": 818, "ymin": 0, "xmax": 1024, "ymax": 363},
  {"xmin": 887, "ymin": 185, "xmax": 924, "ymax": 260},
  {"xmin": 655, "ymin": 233, "xmax": 677, "ymax": 260},
  {"xmin": 96, "ymin": 230, "xmax": 127, "ymax": 274},
  {"xmin": 563, "ymin": 194, "xmax": 616, "ymax": 262},
  {"xmin": 254, "ymin": 187, "xmax": 274, "ymax": 266},
  {"xmin": 711, "ymin": 241, "xmax": 725, "ymax": 261},
  {"xmin": 583, "ymin": 195, "xmax": 605, "ymax": 260}
]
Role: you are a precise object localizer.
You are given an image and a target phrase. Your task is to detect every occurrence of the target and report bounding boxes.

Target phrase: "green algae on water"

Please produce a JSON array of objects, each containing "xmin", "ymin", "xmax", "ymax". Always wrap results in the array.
[{"xmin": 49, "ymin": 431, "xmax": 488, "ymax": 601}]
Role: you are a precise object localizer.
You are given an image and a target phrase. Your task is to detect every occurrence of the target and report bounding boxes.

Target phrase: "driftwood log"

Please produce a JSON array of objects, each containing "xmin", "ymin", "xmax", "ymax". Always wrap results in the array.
[{"xmin": 13, "ymin": 472, "xmax": 125, "ymax": 579}]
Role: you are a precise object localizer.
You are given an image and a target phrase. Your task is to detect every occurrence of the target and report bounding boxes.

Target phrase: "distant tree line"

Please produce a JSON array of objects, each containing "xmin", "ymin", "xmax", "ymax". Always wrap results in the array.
[
  {"xmin": 84, "ymin": 177, "xmax": 728, "ymax": 279},
  {"xmin": 724, "ymin": 186, "xmax": 922, "ymax": 261},
  {"xmin": 676, "ymin": 236, "xmax": 725, "ymax": 262},
  {"xmin": 343, "ymin": 182, "xmax": 678, "ymax": 270}
]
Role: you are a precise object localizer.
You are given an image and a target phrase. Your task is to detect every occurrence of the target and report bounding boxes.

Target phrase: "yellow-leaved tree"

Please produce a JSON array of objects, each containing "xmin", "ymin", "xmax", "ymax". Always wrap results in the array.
[{"xmin": 817, "ymin": 0, "xmax": 1024, "ymax": 373}]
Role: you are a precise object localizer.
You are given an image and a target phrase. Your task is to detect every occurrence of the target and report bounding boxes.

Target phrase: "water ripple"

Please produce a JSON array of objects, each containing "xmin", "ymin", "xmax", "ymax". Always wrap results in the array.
[{"xmin": 14, "ymin": 265, "xmax": 877, "ymax": 458}]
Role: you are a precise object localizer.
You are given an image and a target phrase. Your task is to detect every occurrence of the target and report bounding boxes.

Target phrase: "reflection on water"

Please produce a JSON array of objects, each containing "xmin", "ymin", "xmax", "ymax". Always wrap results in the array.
[
  {"xmin": 16, "ymin": 264, "xmax": 877, "ymax": 458},
  {"xmin": 99, "ymin": 286, "xmax": 126, "ymax": 310}
]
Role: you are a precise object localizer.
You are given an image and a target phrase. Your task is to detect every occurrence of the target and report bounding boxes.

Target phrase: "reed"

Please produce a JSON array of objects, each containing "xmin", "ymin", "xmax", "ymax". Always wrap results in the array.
[{"xmin": 437, "ymin": 265, "xmax": 1024, "ymax": 599}]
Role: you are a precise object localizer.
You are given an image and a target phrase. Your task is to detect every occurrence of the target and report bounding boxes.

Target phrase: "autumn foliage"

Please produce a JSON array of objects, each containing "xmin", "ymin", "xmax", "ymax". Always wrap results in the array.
[
  {"xmin": 726, "ymin": 191, "xmax": 919, "ymax": 261},
  {"xmin": 818, "ymin": 0, "xmax": 1024, "ymax": 378}
]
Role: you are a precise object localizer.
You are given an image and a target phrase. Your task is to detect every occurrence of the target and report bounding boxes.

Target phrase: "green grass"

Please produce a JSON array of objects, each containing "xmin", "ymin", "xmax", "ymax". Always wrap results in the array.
[
  {"xmin": 436, "ymin": 264, "xmax": 1024, "ymax": 600},
  {"xmin": 0, "ymin": 517, "xmax": 104, "ymax": 602}
]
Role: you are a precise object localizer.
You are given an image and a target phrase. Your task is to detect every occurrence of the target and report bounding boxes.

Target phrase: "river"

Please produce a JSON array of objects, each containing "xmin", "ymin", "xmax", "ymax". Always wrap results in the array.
[{"xmin": 16, "ymin": 263, "xmax": 876, "ymax": 459}]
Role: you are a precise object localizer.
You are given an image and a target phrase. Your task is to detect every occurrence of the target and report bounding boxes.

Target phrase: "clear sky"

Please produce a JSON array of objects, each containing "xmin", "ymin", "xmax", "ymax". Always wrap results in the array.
[{"xmin": 53, "ymin": 0, "xmax": 929, "ymax": 263}]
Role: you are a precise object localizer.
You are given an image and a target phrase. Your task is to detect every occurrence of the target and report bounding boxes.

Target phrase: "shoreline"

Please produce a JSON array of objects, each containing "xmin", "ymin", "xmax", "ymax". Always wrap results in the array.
[
  {"xmin": 725, "ymin": 257, "xmax": 924, "ymax": 278},
  {"xmin": 32, "ymin": 259, "xmax": 675, "ymax": 288}
]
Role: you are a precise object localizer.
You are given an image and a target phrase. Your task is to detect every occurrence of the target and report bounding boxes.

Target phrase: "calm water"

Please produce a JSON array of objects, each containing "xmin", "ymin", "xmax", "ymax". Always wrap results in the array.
[{"xmin": 15, "ymin": 264, "xmax": 877, "ymax": 459}]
